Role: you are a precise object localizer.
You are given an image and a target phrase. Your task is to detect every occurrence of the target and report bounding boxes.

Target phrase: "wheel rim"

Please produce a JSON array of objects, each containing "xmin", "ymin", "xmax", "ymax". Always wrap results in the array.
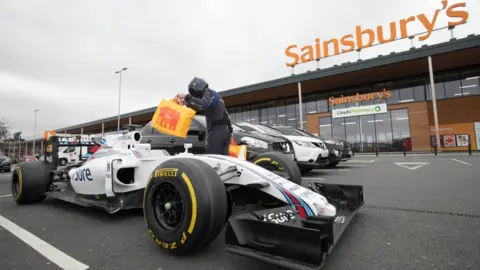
[{"xmin": 152, "ymin": 181, "xmax": 185, "ymax": 233}]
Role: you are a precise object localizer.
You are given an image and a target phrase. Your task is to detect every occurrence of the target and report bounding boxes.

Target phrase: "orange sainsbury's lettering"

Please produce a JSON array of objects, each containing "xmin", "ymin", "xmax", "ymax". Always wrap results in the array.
[
  {"xmin": 285, "ymin": 0, "xmax": 469, "ymax": 67},
  {"xmin": 328, "ymin": 89, "xmax": 392, "ymax": 105}
]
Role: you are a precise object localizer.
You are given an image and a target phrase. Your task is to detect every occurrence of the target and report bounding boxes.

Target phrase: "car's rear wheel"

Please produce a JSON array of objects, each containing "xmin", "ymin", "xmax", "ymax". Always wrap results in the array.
[
  {"xmin": 12, "ymin": 161, "xmax": 52, "ymax": 204},
  {"xmin": 143, "ymin": 158, "xmax": 228, "ymax": 255},
  {"xmin": 252, "ymin": 151, "xmax": 302, "ymax": 186}
]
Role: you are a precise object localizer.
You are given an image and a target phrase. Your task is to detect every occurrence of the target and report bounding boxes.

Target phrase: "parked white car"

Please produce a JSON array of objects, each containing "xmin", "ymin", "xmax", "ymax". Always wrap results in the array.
[{"xmin": 235, "ymin": 123, "xmax": 330, "ymax": 173}]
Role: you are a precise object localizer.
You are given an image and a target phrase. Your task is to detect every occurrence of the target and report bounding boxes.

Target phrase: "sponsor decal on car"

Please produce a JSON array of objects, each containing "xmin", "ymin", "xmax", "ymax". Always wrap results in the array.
[
  {"xmin": 154, "ymin": 168, "xmax": 179, "ymax": 177},
  {"xmin": 73, "ymin": 168, "xmax": 93, "ymax": 181},
  {"xmin": 263, "ymin": 210, "xmax": 295, "ymax": 224}
]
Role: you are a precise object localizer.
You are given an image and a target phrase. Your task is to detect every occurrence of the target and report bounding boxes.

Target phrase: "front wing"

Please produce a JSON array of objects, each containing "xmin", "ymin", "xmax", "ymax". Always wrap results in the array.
[{"xmin": 224, "ymin": 182, "xmax": 364, "ymax": 270}]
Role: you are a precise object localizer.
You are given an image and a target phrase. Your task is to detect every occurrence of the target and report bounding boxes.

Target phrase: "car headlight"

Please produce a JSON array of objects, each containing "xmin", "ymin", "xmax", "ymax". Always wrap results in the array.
[
  {"xmin": 240, "ymin": 137, "xmax": 268, "ymax": 149},
  {"xmin": 318, "ymin": 141, "xmax": 327, "ymax": 149},
  {"xmin": 292, "ymin": 140, "xmax": 317, "ymax": 148},
  {"xmin": 324, "ymin": 140, "xmax": 336, "ymax": 144}
]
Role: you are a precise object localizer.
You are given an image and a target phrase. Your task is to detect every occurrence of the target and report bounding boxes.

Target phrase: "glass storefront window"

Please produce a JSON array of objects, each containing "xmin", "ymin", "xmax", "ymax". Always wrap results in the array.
[
  {"xmin": 398, "ymin": 80, "xmax": 415, "ymax": 103},
  {"xmin": 235, "ymin": 107, "xmax": 243, "ymax": 122},
  {"xmin": 319, "ymin": 117, "xmax": 332, "ymax": 138},
  {"xmin": 250, "ymin": 104, "xmax": 259, "ymax": 124},
  {"xmin": 426, "ymin": 75, "xmax": 446, "ymax": 100},
  {"xmin": 332, "ymin": 118, "xmax": 346, "ymax": 140},
  {"xmin": 286, "ymin": 99, "xmax": 297, "ymax": 128},
  {"xmin": 305, "ymin": 95, "xmax": 317, "ymax": 114},
  {"xmin": 259, "ymin": 103, "xmax": 268, "ymax": 125},
  {"xmin": 412, "ymin": 78, "xmax": 426, "ymax": 101},
  {"xmin": 444, "ymin": 72, "xmax": 462, "ymax": 98},
  {"xmin": 242, "ymin": 105, "xmax": 251, "ymax": 123},
  {"xmin": 359, "ymin": 115, "xmax": 376, "ymax": 152},
  {"xmin": 267, "ymin": 101, "xmax": 277, "ymax": 125},
  {"xmin": 317, "ymin": 99, "xmax": 328, "ymax": 112},
  {"xmin": 460, "ymin": 69, "xmax": 480, "ymax": 96},
  {"xmin": 374, "ymin": 112, "xmax": 393, "ymax": 151},
  {"xmin": 345, "ymin": 116, "xmax": 361, "ymax": 152},
  {"xmin": 277, "ymin": 100, "xmax": 286, "ymax": 125},
  {"xmin": 387, "ymin": 89, "xmax": 400, "ymax": 104},
  {"xmin": 391, "ymin": 109, "xmax": 412, "ymax": 151}
]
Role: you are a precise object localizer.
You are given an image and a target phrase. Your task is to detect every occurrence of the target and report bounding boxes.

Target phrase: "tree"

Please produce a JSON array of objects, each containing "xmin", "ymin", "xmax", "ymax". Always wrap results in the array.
[{"xmin": 0, "ymin": 118, "xmax": 12, "ymax": 141}]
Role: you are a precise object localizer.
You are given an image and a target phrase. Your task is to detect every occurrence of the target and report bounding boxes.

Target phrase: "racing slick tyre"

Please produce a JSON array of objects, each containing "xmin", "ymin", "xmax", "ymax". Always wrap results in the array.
[
  {"xmin": 143, "ymin": 158, "xmax": 228, "ymax": 255},
  {"xmin": 252, "ymin": 151, "xmax": 302, "ymax": 185},
  {"xmin": 11, "ymin": 161, "xmax": 52, "ymax": 204}
]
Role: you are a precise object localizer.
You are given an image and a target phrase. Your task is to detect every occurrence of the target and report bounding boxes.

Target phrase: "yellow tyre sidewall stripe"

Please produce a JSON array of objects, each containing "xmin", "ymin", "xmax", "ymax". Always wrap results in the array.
[
  {"xmin": 253, "ymin": 158, "xmax": 271, "ymax": 164},
  {"xmin": 181, "ymin": 172, "xmax": 197, "ymax": 235}
]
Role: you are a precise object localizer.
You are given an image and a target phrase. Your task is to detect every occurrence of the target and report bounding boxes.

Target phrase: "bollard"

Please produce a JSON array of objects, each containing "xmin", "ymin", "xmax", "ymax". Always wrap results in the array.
[
  {"xmin": 376, "ymin": 146, "xmax": 379, "ymax": 157},
  {"xmin": 434, "ymin": 144, "xmax": 438, "ymax": 156},
  {"xmin": 404, "ymin": 145, "xmax": 407, "ymax": 156},
  {"xmin": 468, "ymin": 142, "xmax": 472, "ymax": 155}
]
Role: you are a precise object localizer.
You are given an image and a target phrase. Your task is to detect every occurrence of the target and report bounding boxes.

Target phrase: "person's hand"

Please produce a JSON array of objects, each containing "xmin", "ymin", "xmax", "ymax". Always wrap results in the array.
[{"xmin": 176, "ymin": 93, "xmax": 186, "ymax": 99}]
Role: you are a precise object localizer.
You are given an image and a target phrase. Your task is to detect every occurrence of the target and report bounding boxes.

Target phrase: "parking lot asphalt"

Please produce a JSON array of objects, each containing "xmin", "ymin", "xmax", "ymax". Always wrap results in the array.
[{"xmin": 1, "ymin": 155, "xmax": 480, "ymax": 270}]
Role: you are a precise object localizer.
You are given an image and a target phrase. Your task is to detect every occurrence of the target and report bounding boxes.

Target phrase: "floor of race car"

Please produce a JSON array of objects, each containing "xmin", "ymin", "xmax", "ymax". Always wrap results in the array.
[{"xmin": 1, "ymin": 155, "xmax": 480, "ymax": 270}]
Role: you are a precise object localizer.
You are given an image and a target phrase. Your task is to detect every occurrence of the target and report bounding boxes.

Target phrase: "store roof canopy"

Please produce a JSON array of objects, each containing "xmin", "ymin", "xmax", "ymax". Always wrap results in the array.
[{"xmin": 221, "ymin": 34, "xmax": 480, "ymax": 107}]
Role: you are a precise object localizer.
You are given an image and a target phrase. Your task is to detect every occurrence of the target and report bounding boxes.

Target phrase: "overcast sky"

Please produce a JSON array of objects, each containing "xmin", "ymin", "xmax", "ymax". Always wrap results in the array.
[{"xmin": 1, "ymin": 0, "xmax": 479, "ymax": 140}]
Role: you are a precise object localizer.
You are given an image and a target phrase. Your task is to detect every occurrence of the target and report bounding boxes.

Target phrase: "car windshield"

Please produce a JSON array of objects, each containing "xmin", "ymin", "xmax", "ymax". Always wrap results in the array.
[
  {"xmin": 254, "ymin": 125, "xmax": 284, "ymax": 136},
  {"xmin": 236, "ymin": 124, "xmax": 258, "ymax": 133},
  {"xmin": 231, "ymin": 123, "xmax": 245, "ymax": 132},
  {"xmin": 295, "ymin": 129, "xmax": 317, "ymax": 137},
  {"xmin": 272, "ymin": 127, "xmax": 300, "ymax": 136}
]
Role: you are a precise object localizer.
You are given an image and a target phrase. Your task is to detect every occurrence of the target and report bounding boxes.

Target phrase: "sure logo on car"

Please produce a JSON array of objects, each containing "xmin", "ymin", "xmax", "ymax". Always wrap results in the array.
[
  {"xmin": 154, "ymin": 168, "xmax": 178, "ymax": 177},
  {"xmin": 73, "ymin": 168, "xmax": 93, "ymax": 181},
  {"xmin": 263, "ymin": 210, "xmax": 295, "ymax": 224}
]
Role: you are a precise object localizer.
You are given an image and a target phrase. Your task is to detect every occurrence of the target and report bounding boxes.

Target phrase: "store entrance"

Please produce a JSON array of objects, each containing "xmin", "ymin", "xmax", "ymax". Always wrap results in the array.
[{"xmin": 318, "ymin": 108, "xmax": 412, "ymax": 153}]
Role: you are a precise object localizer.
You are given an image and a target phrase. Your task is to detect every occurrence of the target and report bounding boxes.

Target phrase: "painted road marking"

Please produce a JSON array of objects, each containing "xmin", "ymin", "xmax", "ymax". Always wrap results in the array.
[
  {"xmin": 452, "ymin": 159, "xmax": 472, "ymax": 166},
  {"xmin": 0, "ymin": 214, "xmax": 90, "ymax": 270},
  {"xmin": 302, "ymin": 177, "xmax": 325, "ymax": 181},
  {"xmin": 394, "ymin": 162, "xmax": 430, "ymax": 170},
  {"xmin": 0, "ymin": 194, "xmax": 12, "ymax": 198},
  {"xmin": 349, "ymin": 160, "xmax": 375, "ymax": 163}
]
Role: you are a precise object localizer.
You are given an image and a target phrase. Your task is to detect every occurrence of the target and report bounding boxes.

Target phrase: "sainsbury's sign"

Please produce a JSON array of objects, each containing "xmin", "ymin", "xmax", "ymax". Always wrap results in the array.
[
  {"xmin": 285, "ymin": 0, "xmax": 469, "ymax": 67},
  {"xmin": 332, "ymin": 104, "xmax": 388, "ymax": 119}
]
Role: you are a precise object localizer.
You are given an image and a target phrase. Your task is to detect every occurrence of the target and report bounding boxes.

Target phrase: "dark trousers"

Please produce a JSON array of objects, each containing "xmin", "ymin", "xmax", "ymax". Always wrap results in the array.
[{"xmin": 206, "ymin": 125, "xmax": 231, "ymax": 155}]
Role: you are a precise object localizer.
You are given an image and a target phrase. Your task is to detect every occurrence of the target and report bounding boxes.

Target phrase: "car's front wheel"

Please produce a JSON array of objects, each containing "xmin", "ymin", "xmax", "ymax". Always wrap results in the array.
[{"xmin": 143, "ymin": 158, "xmax": 228, "ymax": 255}]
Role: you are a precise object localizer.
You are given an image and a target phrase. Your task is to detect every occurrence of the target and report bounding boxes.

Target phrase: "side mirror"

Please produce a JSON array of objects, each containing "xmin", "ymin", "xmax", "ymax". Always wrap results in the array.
[
  {"xmin": 198, "ymin": 131, "xmax": 205, "ymax": 142},
  {"xmin": 147, "ymin": 138, "xmax": 152, "ymax": 143}
]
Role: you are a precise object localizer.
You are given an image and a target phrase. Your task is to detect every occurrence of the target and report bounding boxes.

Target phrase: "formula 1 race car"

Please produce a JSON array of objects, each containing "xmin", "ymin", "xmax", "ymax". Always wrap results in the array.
[{"xmin": 11, "ymin": 130, "xmax": 364, "ymax": 270}]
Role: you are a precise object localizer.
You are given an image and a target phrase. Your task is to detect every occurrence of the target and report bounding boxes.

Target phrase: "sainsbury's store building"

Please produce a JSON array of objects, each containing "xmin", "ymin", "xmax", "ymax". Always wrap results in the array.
[
  {"xmin": 220, "ymin": 34, "xmax": 480, "ymax": 153},
  {"xmin": 40, "ymin": 33, "xmax": 480, "ymax": 156}
]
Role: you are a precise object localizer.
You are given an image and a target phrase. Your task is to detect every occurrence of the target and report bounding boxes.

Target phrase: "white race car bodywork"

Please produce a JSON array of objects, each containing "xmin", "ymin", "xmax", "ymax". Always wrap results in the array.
[{"xmin": 66, "ymin": 131, "xmax": 337, "ymax": 217}]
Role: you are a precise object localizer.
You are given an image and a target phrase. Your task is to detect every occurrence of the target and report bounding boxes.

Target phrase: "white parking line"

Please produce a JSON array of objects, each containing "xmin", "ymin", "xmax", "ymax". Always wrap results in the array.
[
  {"xmin": 452, "ymin": 159, "xmax": 472, "ymax": 166},
  {"xmin": 0, "ymin": 214, "xmax": 90, "ymax": 270},
  {"xmin": 348, "ymin": 160, "xmax": 375, "ymax": 163},
  {"xmin": 302, "ymin": 177, "xmax": 325, "ymax": 181},
  {"xmin": 0, "ymin": 194, "xmax": 12, "ymax": 198}
]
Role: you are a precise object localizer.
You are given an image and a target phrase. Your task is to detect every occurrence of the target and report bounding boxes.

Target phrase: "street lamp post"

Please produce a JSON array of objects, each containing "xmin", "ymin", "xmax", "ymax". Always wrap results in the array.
[
  {"xmin": 33, "ymin": 109, "xmax": 39, "ymax": 155},
  {"xmin": 115, "ymin": 67, "xmax": 128, "ymax": 133}
]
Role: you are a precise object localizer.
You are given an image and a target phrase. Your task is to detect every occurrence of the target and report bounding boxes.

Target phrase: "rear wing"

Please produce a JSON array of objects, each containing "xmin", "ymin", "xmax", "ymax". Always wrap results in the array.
[{"xmin": 42, "ymin": 134, "xmax": 99, "ymax": 167}]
